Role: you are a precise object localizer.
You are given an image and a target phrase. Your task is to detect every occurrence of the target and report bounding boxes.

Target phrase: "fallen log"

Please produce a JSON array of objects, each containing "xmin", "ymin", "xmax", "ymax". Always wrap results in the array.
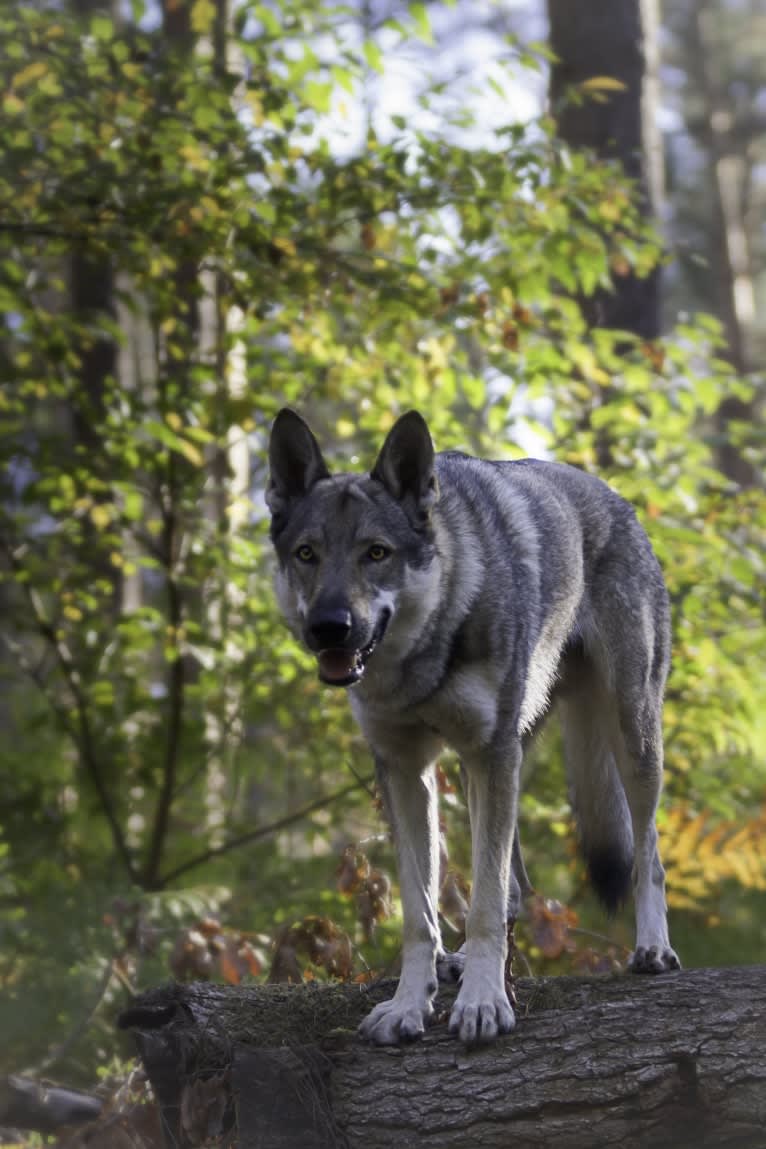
[
  {"xmin": 0, "ymin": 1074, "xmax": 102, "ymax": 1134},
  {"xmin": 120, "ymin": 966, "xmax": 766, "ymax": 1149}
]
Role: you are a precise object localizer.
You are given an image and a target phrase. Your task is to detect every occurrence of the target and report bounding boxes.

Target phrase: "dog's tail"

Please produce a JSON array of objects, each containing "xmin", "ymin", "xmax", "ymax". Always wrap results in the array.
[{"xmin": 558, "ymin": 660, "xmax": 633, "ymax": 914}]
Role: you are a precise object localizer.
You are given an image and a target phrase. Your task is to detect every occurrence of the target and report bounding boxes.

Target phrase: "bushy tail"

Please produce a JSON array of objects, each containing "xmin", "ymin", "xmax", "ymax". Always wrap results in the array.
[{"xmin": 559, "ymin": 665, "xmax": 633, "ymax": 914}]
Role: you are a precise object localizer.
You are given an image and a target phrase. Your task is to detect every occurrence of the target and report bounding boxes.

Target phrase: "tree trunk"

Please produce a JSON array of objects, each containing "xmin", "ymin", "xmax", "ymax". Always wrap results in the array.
[
  {"xmin": 121, "ymin": 966, "xmax": 766, "ymax": 1148},
  {"xmin": 547, "ymin": 0, "xmax": 661, "ymax": 341},
  {"xmin": 68, "ymin": 0, "xmax": 121, "ymax": 608},
  {"xmin": 684, "ymin": 0, "xmax": 759, "ymax": 487}
]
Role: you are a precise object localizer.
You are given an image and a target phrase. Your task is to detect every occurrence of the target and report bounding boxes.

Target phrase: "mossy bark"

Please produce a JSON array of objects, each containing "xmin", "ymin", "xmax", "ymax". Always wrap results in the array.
[{"xmin": 120, "ymin": 966, "xmax": 766, "ymax": 1149}]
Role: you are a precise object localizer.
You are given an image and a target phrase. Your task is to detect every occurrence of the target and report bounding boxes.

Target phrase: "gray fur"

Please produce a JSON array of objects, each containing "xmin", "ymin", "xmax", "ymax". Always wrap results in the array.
[{"xmin": 267, "ymin": 409, "xmax": 680, "ymax": 1045}]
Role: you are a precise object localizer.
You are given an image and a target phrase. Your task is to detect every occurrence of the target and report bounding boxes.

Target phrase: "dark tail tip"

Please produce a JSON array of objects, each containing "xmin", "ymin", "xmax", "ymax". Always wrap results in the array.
[{"xmin": 586, "ymin": 847, "xmax": 633, "ymax": 916}]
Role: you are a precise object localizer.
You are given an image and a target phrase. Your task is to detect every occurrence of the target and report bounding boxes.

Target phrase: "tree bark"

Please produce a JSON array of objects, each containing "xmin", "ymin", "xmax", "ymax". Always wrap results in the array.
[
  {"xmin": 121, "ymin": 966, "xmax": 766, "ymax": 1148},
  {"xmin": 68, "ymin": 0, "xmax": 122, "ymax": 608},
  {"xmin": 0, "ymin": 1075, "xmax": 102, "ymax": 1135},
  {"xmin": 684, "ymin": 0, "xmax": 759, "ymax": 487},
  {"xmin": 547, "ymin": 0, "xmax": 661, "ymax": 341}
]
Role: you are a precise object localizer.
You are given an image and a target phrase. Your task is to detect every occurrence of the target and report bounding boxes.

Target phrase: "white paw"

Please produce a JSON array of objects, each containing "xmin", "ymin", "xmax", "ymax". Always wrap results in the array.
[
  {"xmin": 449, "ymin": 984, "xmax": 515, "ymax": 1045},
  {"xmin": 628, "ymin": 944, "xmax": 681, "ymax": 974},
  {"xmin": 436, "ymin": 948, "xmax": 466, "ymax": 984},
  {"xmin": 358, "ymin": 993, "xmax": 434, "ymax": 1045}
]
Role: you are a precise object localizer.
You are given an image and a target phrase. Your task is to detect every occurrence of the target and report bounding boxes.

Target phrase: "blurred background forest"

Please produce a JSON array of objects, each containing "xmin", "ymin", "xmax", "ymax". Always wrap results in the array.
[{"xmin": 0, "ymin": 0, "xmax": 764, "ymax": 1128}]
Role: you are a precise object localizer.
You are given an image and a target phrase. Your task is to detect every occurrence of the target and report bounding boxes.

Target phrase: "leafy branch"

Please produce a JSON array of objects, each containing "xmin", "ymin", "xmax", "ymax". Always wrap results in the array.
[
  {"xmin": 1, "ymin": 535, "xmax": 138, "ymax": 885},
  {"xmin": 158, "ymin": 778, "xmax": 372, "ymax": 887}
]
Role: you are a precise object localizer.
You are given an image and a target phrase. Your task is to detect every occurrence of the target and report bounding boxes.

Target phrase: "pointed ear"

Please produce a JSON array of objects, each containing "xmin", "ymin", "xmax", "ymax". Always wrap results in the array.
[
  {"xmin": 370, "ymin": 411, "xmax": 438, "ymax": 525},
  {"xmin": 266, "ymin": 409, "xmax": 330, "ymax": 524}
]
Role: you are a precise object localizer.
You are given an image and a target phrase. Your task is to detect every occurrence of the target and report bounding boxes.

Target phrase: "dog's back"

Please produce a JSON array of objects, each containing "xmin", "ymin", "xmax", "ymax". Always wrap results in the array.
[{"xmin": 408, "ymin": 451, "xmax": 671, "ymax": 913}]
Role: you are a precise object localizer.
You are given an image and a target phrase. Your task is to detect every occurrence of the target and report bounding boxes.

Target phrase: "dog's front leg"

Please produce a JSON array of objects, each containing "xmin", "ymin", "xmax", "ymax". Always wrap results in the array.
[
  {"xmin": 449, "ymin": 739, "xmax": 520, "ymax": 1044},
  {"xmin": 359, "ymin": 760, "xmax": 441, "ymax": 1045}
]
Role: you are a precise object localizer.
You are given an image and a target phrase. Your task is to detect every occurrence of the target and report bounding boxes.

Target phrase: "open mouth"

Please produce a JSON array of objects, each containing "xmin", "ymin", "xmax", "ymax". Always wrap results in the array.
[{"xmin": 317, "ymin": 610, "xmax": 391, "ymax": 687}]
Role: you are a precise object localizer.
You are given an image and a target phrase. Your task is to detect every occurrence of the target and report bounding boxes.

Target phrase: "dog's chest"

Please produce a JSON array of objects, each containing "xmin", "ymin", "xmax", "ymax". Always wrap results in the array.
[
  {"xmin": 351, "ymin": 661, "xmax": 504, "ymax": 760},
  {"xmin": 416, "ymin": 665, "xmax": 503, "ymax": 752}
]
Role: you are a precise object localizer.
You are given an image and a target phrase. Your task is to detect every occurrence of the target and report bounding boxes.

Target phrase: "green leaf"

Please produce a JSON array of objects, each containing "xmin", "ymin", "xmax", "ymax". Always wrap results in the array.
[
  {"xmin": 303, "ymin": 80, "xmax": 333, "ymax": 114},
  {"xmin": 410, "ymin": 2, "xmax": 433, "ymax": 44},
  {"xmin": 331, "ymin": 64, "xmax": 355, "ymax": 94},
  {"xmin": 123, "ymin": 490, "xmax": 144, "ymax": 521},
  {"xmin": 363, "ymin": 39, "xmax": 384, "ymax": 73},
  {"xmin": 254, "ymin": 4, "xmax": 281, "ymax": 36},
  {"xmin": 89, "ymin": 13, "xmax": 113, "ymax": 41},
  {"xmin": 191, "ymin": 0, "xmax": 216, "ymax": 36},
  {"xmin": 580, "ymin": 75, "xmax": 628, "ymax": 93}
]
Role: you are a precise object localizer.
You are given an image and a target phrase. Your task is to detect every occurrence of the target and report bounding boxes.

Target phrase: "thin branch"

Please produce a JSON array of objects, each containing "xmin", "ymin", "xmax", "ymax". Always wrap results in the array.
[
  {"xmin": 142, "ymin": 460, "xmax": 185, "ymax": 889},
  {"xmin": 1, "ymin": 537, "xmax": 138, "ymax": 884},
  {"xmin": 158, "ymin": 777, "xmax": 372, "ymax": 887},
  {"xmin": 343, "ymin": 758, "xmax": 378, "ymax": 800},
  {"xmin": 568, "ymin": 926, "xmax": 630, "ymax": 955},
  {"xmin": 33, "ymin": 957, "xmax": 117, "ymax": 1076},
  {"xmin": 0, "ymin": 632, "xmax": 79, "ymax": 744}
]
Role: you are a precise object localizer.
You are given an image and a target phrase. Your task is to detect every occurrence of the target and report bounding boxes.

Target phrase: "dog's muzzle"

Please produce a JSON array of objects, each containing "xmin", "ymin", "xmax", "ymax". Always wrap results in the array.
[{"xmin": 316, "ymin": 610, "xmax": 391, "ymax": 687}]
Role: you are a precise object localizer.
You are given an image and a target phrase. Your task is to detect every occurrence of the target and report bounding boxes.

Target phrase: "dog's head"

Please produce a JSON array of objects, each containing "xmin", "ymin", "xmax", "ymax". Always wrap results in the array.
[{"xmin": 266, "ymin": 409, "xmax": 439, "ymax": 687}]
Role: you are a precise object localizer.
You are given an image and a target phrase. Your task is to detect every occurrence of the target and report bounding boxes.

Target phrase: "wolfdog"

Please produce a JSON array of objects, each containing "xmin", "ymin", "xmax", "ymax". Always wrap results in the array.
[{"xmin": 266, "ymin": 408, "xmax": 680, "ymax": 1045}]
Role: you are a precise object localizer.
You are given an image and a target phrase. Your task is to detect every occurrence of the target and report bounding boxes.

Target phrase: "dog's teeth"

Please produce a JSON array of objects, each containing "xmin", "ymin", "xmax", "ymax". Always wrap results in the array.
[{"xmin": 318, "ymin": 649, "xmax": 359, "ymax": 682}]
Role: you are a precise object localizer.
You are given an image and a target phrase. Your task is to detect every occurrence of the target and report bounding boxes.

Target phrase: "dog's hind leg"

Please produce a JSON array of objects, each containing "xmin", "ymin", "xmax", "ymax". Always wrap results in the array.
[
  {"xmin": 436, "ymin": 825, "xmax": 530, "ymax": 986},
  {"xmin": 437, "ymin": 749, "xmax": 534, "ymax": 989},
  {"xmin": 613, "ymin": 699, "xmax": 681, "ymax": 973},
  {"xmin": 563, "ymin": 640, "xmax": 679, "ymax": 973},
  {"xmin": 605, "ymin": 589, "xmax": 680, "ymax": 974},
  {"xmin": 559, "ymin": 654, "xmax": 635, "ymax": 915},
  {"xmin": 509, "ymin": 827, "xmax": 534, "ymax": 916},
  {"xmin": 435, "ymin": 760, "xmax": 473, "ymax": 985},
  {"xmin": 457, "ymin": 759, "xmax": 533, "ymax": 919}
]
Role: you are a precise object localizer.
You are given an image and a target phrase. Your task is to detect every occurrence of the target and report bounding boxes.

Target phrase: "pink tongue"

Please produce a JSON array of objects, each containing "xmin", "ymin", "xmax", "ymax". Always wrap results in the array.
[{"xmin": 318, "ymin": 649, "xmax": 358, "ymax": 681}]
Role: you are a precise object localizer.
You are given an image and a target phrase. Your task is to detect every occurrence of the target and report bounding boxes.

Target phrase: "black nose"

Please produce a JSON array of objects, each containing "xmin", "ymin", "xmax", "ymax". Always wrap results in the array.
[{"xmin": 308, "ymin": 607, "xmax": 353, "ymax": 649}]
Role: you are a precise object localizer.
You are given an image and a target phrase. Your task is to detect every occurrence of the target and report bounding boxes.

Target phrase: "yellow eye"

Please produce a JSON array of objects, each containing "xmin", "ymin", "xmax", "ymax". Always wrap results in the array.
[
  {"xmin": 368, "ymin": 544, "xmax": 389, "ymax": 562},
  {"xmin": 296, "ymin": 544, "xmax": 315, "ymax": 563}
]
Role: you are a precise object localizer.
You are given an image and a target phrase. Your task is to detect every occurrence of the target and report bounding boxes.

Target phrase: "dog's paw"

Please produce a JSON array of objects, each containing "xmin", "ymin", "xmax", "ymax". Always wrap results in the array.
[
  {"xmin": 358, "ymin": 995, "xmax": 434, "ymax": 1045},
  {"xmin": 448, "ymin": 987, "xmax": 515, "ymax": 1045},
  {"xmin": 628, "ymin": 945, "xmax": 681, "ymax": 974},
  {"xmin": 436, "ymin": 949, "xmax": 465, "ymax": 984}
]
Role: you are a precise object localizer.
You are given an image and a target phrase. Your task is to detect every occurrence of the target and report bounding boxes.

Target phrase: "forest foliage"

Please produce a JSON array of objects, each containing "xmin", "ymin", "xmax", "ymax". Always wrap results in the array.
[{"xmin": 0, "ymin": 0, "xmax": 764, "ymax": 1085}]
